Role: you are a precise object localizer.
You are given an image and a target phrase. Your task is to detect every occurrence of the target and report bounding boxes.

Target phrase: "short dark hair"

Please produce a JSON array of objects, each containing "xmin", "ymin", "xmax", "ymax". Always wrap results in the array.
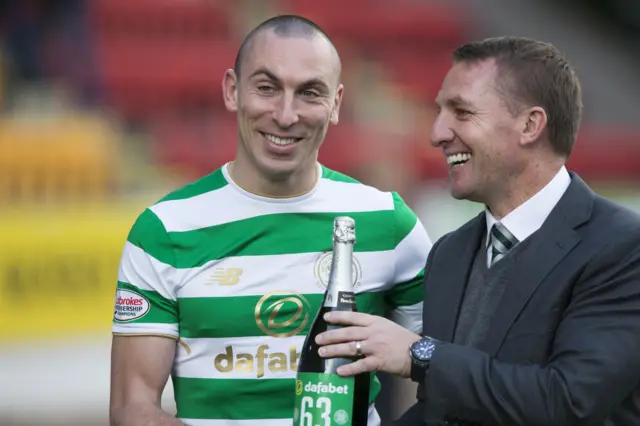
[
  {"xmin": 234, "ymin": 15, "xmax": 340, "ymax": 79},
  {"xmin": 453, "ymin": 36, "xmax": 583, "ymax": 158}
]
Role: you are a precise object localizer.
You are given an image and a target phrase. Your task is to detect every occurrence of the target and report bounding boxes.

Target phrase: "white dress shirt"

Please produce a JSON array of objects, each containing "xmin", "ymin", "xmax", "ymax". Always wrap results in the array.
[{"xmin": 485, "ymin": 166, "xmax": 572, "ymax": 267}]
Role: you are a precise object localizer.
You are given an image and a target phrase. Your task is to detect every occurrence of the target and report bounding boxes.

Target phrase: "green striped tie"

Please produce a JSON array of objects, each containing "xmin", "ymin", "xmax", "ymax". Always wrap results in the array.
[{"xmin": 490, "ymin": 222, "xmax": 519, "ymax": 266}]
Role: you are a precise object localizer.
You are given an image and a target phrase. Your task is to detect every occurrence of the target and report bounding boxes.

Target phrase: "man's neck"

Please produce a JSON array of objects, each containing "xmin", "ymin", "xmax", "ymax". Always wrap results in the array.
[
  {"xmin": 487, "ymin": 161, "xmax": 564, "ymax": 220},
  {"xmin": 228, "ymin": 160, "xmax": 319, "ymax": 198}
]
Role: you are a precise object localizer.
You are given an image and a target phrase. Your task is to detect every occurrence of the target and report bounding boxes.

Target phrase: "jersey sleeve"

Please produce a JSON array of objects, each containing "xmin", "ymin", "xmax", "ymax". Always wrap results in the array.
[
  {"xmin": 384, "ymin": 192, "xmax": 432, "ymax": 334},
  {"xmin": 112, "ymin": 208, "xmax": 179, "ymax": 339}
]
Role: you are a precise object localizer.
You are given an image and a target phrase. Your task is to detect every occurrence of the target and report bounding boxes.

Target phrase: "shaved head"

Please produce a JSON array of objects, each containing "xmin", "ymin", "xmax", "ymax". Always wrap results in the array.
[
  {"xmin": 221, "ymin": 14, "xmax": 345, "ymax": 197},
  {"xmin": 234, "ymin": 15, "xmax": 341, "ymax": 81}
]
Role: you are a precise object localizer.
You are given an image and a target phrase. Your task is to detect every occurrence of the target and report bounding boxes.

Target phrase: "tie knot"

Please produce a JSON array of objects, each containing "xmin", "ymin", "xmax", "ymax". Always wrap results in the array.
[{"xmin": 490, "ymin": 222, "xmax": 518, "ymax": 265}]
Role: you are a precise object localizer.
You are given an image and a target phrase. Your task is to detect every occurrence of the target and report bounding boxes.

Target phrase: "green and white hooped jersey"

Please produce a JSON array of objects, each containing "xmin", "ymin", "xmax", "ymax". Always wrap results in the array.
[{"xmin": 112, "ymin": 162, "xmax": 432, "ymax": 426}]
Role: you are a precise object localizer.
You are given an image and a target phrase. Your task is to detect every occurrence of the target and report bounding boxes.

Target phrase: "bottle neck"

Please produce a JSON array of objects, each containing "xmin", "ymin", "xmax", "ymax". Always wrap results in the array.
[{"xmin": 324, "ymin": 241, "xmax": 354, "ymax": 307}]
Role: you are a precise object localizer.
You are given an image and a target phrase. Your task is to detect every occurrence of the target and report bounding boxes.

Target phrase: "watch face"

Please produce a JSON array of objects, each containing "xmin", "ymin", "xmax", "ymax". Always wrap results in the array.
[{"xmin": 411, "ymin": 338, "xmax": 436, "ymax": 362}]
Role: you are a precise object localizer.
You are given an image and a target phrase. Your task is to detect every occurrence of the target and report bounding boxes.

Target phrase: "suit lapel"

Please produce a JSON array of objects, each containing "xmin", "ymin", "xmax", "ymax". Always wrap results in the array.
[
  {"xmin": 424, "ymin": 213, "xmax": 485, "ymax": 342},
  {"xmin": 477, "ymin": 173, "xmax": 593, "ymax": 355}
]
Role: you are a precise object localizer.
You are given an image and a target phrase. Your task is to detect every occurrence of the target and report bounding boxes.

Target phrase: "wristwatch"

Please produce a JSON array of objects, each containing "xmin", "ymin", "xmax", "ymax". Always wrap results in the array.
[{"xmin": 409, "ymin": 336, "xmax": 439, "ymax": 383}]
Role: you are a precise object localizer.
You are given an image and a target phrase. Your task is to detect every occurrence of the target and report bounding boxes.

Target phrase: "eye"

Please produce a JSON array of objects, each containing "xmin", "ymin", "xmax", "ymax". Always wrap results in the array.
[
  {"xmin": 300, "ymin": 89, "xmax": 320, "ymax": 98},
  {"xmin": 455, "ymin": 108, "xmax": 472, "ymax": 119},
  {"xmin": 257, "ymin": 84, "xmax": 276, "ymax": 93}
]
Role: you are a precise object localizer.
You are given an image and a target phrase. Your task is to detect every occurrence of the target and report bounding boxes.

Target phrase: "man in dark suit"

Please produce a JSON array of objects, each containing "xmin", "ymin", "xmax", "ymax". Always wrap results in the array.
[{"xmin": 314, "ymin": 36, "xmax": 640, "ymax": 425}]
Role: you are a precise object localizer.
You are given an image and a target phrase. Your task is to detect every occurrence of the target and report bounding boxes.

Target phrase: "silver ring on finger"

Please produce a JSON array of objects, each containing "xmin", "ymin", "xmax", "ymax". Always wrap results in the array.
[{"xmin": 355, "ymin": 340, "xmax": 363, "ymax": 357}]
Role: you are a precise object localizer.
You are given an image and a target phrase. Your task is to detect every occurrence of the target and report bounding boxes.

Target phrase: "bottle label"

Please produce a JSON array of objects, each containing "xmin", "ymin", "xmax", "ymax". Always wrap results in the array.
[
  {"xmin": 337, "ymin": 291, "xmax": 356, "ymax": 309},
  {"xmin": 293, "ymin": 372, "xmax": 355, "ymax": 426},
  {"xmin": 325, "ymin": 291, "xmax": 356, "ymax": 310}
]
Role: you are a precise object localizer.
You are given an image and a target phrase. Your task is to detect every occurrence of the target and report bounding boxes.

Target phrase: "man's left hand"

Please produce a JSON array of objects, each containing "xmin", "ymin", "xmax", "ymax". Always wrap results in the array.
[{"xmin": 315, "ymin": 311, "xmax": 421, "ymax": 377}]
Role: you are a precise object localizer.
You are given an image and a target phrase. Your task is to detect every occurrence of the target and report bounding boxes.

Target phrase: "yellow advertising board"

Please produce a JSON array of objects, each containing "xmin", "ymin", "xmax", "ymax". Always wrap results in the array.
[{"xmin": 0, "ymin": 203, "xmax": 146, "ymax": 341}]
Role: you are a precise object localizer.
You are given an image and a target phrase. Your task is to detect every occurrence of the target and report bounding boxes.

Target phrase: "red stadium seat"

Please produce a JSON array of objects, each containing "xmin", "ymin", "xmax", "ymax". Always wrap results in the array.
[
  {"xmin": 97, "ymin": 39, "xmax": 236, "ymax": 121},
  {"xmin": 567, "ymin": 127, "xmax": 640, "ymax": 180},
  {"xmin": 374, "ymin": 46, "xmax": 454, "ymax": 103},
  {"xmin": 150, "ymin": 113, "xmax": 238, "ymax": 179},
  {"xmin": 92, "ymin": 0, "xmax": 232, "ymax": 40},
  {"xmin": 90, "ymin": 0, "xmax": 236, "ymax": 123},
  {"xmin": 279, "ymin": 0, "xmax": 466, "ymax": 51}
]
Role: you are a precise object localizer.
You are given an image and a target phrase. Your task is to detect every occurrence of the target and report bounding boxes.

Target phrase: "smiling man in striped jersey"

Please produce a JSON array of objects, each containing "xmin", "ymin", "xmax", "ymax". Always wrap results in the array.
[{"xmin": 109, "ymin": 14, "xmax": 432, "ymax": 426}]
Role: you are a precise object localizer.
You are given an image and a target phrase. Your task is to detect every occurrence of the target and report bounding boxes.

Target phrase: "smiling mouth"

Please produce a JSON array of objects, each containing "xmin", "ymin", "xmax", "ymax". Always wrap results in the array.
[
  {"xmin": 260, "ymin": 132, "xmax": 302, "ymax": 146},
  {"xmin": 446, "ymin": 152, "xmax": 472, "ymax": 168}
]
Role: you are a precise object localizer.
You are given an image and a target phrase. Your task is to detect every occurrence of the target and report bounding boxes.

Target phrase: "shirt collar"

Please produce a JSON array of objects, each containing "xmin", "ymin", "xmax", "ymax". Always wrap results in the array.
[{"xmin": 485, "ymin": 166, "xmax": 571, "ymax": 247}]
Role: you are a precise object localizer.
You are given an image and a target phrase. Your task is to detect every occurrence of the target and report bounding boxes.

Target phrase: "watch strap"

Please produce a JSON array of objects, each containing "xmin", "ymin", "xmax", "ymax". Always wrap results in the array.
[{"xmin": 410, "ymin": 358, "xmax": 428, "ymax": 383}]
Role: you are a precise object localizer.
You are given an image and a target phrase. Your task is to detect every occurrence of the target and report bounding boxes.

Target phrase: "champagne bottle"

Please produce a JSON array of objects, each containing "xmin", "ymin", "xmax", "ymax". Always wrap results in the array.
[{"xmin": 294, "ymin": 216, "xmax": 371, "ymax": 426}]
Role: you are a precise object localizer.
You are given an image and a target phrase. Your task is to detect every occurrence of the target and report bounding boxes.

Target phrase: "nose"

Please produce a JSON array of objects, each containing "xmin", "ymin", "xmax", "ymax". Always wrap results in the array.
[
  {"xmin": 272, "ymin": 91, "xmax": 299, "ymax": 128},
  {"xmin": 430, "ymin": 110, "xmax": 455, "ymax": 148}
]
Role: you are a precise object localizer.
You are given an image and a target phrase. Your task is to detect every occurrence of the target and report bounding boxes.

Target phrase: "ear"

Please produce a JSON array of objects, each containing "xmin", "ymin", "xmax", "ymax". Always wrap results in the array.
[
  {"xmin": 329, "ymin": 84, "xmax": 344, "ymax": 125},
  {"xmin": 222, "ymin": 69, "xmax": 239, "ymax": 112},
  {"xmin": 520, "ymin": 106, "xmax": 547, "ymax": 147}
]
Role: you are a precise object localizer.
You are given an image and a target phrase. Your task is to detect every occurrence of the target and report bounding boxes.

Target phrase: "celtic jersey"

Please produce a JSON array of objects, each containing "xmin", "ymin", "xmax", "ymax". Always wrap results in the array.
[{"xmin": 112, "ymin": 162, "xmax": 432, "ymax": 426}]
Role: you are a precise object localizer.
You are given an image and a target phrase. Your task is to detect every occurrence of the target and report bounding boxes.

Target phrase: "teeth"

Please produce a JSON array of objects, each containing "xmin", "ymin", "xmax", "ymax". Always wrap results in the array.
[
  {"xmin": 265, "ymin": 133, "xmax": 297, "ymax": 146},
  {"xmin": 446, "ymin": 152, "xmax": 472, "ymax": 165}
]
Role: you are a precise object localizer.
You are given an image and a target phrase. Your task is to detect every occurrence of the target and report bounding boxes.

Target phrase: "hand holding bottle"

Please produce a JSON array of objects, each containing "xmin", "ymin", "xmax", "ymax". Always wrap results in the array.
[{"xmin": 315, "ymin": 311, "xmax": 421, "ymax": 378}]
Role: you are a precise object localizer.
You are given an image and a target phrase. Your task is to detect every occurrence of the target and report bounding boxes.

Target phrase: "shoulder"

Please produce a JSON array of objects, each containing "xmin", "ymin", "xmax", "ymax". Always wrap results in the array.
[
  {"xmin": 565, "ymin": 172, "xmax": 640, "ymax": 248},
  {"xmin": 440, "ymin": 212, "xmax": 485, "ymax": 242},
  {"xmin": 586, "ymin": 194, "xmax": 640, "ymax": 256},
  {"xmin": 126, "ymin": 168, "xmax": 228, "ymax": 241},
  {"xmin": 138, "ymin": 168, "xmax": 229, "ymax": 232},
  {"xmin": 569, "ymin": 196, "xmax": 640, "ymax": 302},
  {"xmin": 319, "ymin": 165, "xmax": 410, "ymax": 213},
  {"xmin": 592, "ymin": 194, "xmax": 640, "ymax": 232},
  {"xmin": 428, "ymin": 213, "xmax": 484, "ymax": 257}
]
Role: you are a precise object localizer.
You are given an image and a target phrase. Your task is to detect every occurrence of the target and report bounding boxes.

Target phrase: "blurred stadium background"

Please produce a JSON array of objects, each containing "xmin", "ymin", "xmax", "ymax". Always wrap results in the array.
[{"xmin": 0, "ymin": 0, "xmax": 638, "ymax": 425}]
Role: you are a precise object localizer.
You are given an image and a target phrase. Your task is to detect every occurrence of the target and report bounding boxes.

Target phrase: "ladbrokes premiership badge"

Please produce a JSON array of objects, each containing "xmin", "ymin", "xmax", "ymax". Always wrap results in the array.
[{"xmin": 113, "ymin": 289, "xmax": 150, "ymax": 322}]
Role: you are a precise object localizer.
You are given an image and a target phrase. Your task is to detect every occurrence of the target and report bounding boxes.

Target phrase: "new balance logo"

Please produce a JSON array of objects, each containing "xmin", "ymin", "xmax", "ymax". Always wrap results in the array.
[{"xmin": 208, "ymin": 268, "xmax": 243, "ymax": 286}]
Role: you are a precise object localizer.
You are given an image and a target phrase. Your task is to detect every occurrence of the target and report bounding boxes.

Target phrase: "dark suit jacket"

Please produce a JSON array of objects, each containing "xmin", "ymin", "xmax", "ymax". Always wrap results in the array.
[{"xmin": 396, "ymin": 173, "xmax": 640, "ymax": 426}]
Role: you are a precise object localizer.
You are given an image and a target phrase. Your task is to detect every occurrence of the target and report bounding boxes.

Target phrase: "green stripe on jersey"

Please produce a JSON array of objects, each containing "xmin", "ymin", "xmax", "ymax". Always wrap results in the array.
[
  {"xmin": 179, "ymin": 291, "xmax": 385, "ymax": 339},
  {"xmin": 173, "ymin": 376, "xmax": 378, "ymax": 420},
  {"xmin": 384, "ymin": 268, "xmax": 424, "ymax": 309},
  {"xmin": 126, "ymin": 208, "xmax": 176, "ymax": 266},
  {"xmin": 129, "ymin": 211, "xmax": 397, "ymax": 269},
  {"xmin": 392, "ymin": 192, "xmax": 418, "ymax": 244}
]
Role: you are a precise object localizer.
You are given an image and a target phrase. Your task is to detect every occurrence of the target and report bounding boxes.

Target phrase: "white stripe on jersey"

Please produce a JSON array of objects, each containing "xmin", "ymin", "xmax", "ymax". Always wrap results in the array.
[
  {"xmin": 118, "ymin": 241, "xmax": 177, "ymax": 300},
  {"xmin": 151, "ymin": 178, "xmax": 395, "ymax": 233},
  {"xmin": 175, "ymin": 250, "xmax": 396, "ymax": 299}
]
